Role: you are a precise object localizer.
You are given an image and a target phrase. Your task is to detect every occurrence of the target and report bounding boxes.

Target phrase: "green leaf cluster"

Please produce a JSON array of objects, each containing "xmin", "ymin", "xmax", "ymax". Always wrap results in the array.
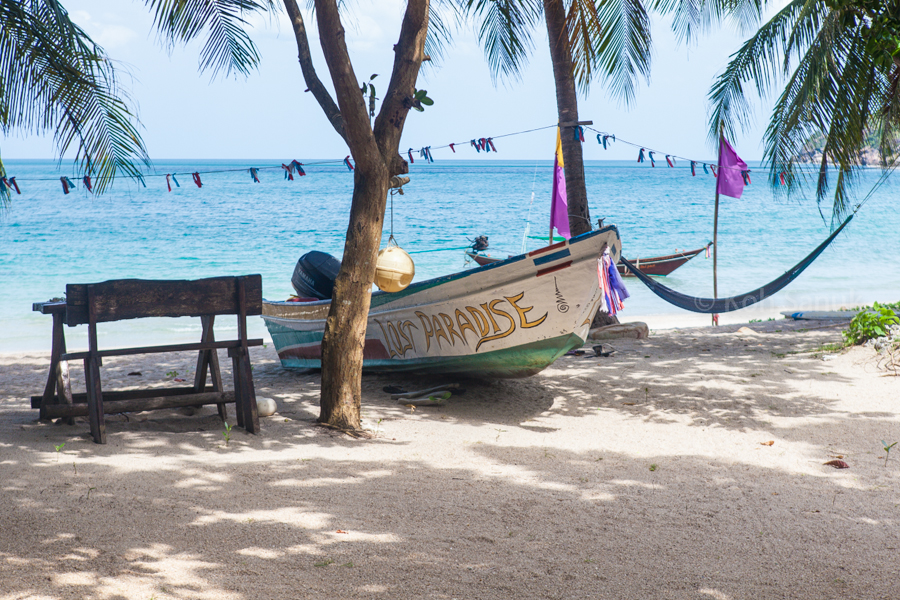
[
  {"xmin": 1, "ymin": 0, "xmax": 152, "ymax": 196},
  {"xmin": 843, "ymin": 302, "xmax": 900, "ymax": 345},
  {"xmin": 709, "ymin": 0, "xmax": 900, "ymax": 226}
]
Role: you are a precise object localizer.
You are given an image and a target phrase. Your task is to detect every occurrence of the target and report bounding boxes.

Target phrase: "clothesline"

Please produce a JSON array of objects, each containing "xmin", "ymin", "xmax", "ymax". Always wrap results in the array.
[{"xmin": 2, "ymin": 120, "xmax": 763, "ymax": 198}]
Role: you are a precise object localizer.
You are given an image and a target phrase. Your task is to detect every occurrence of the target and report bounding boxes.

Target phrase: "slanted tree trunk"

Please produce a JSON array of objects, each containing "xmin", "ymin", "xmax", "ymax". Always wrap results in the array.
[
  {"xmin": 543, "ymin": 0, "xmax": 591, "ymax": 237},
  {"xmin": 285, "ymin": 0, "xmax": 428, "ymax": 431}
]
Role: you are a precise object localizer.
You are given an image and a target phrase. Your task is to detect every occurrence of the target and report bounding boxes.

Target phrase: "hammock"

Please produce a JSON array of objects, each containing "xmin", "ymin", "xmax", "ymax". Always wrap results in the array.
[{"xmin": 621, "ymin": 214, "xmax": 853, "ymax": 314}]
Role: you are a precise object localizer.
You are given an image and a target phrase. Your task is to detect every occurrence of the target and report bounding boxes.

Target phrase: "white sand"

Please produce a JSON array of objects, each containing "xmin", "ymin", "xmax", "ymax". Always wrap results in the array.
[{"xmin": 1, "ymin": 320, "xmax": 898, "ymax": 599}]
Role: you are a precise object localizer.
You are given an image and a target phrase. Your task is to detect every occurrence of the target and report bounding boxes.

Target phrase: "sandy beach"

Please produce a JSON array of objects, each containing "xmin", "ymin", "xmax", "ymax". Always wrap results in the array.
[{"xmin": 1, "ymin": 319, "xmax": 898, "ymax": 599}]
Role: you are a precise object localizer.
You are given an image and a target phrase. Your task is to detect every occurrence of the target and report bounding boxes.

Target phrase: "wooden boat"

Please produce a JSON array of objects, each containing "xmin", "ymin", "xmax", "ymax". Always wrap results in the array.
[
  {"xmin": 262, "ymin": 225, "xmax": 622, "ymax": 378},
  {"xmin": 616, "ymin": 243, "xmax": 712, "ymax": 277},
  {"xmin": 468, "ymin": 242, "xmax": 711, "ymax": 278}
]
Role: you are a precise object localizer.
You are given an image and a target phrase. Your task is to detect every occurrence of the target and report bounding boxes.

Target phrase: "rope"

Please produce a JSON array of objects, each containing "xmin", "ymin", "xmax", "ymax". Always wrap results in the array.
[{"xmin": 407, "ymin": 245, "xmax": 472, "ymax": 254}]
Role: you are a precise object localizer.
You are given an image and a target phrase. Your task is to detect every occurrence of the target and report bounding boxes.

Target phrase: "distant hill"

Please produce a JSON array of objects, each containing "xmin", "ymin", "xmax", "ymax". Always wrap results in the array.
[{"xmin": 796, "ymin": 131, "xmax": 886, "ymax": 165}]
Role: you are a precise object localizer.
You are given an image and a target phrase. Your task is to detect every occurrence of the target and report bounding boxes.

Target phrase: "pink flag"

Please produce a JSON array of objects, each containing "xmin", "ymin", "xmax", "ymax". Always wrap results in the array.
[
  {"xmin": 549, "ymin": 129, "xmax": 571, "ymax": 239},
  {"xmin": 716, "ymin": 137, "xmax": 748, "ymax": 199}
]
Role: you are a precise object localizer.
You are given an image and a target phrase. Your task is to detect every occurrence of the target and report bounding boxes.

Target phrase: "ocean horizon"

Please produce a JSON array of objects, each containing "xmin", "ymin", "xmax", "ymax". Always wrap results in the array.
[{"xmin": 2, "ymin": 158, "xmax": 898, "ymax": 353}]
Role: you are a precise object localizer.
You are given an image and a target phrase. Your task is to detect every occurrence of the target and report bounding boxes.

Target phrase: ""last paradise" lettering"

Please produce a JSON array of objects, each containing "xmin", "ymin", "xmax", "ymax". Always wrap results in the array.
[{"xmin": 374, "ymin": 291, "xmax": 547, "ymax": 358}]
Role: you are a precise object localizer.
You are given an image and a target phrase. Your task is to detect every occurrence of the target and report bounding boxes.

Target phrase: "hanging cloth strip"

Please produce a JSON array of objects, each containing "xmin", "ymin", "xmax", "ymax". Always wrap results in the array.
[
  {"xmin": 60, "ymin": 177, "xmax": 75, "ymax": 194},
  {"xmin": 648, "ymin": 151, "xmax": 656, "ymax": 167},
  {"xmin": 250, "ymin": 168, "xmax": 260, "ymax": 183},
  {"xmin": 487, "ymin": 138, "xmax": 496, "ymax": 152},
  {"xmin": 471, "ymin": 139, "xmax": 480, "ymax": 153},
  {"xmin": 290, "ymin": 160, "xmax": 305, "ymax": 176},
  {"xmin": 2, "ymin": 177, "xmax": 21, "ymax": 194},
  {"xmin": 82, "ymin": 176, "xmax": 92, "ymax": 192},
  {"xmin": 407, "ymin": 149, "xmax": 415, "ymax": 164},
  {"xmin": 449, "ymin": 143, "xmax": 456, "ymax": 153},
  {"xmin": 574, "ymin": 126, "xmax": 585, "ymax": 142},
  {"xmin": 344, "ymin": 156, "xmax": 354, "ymax": 171},
  {"xmin": 665, "ymin": 155, "xmax": 675, "ymax": 168},
  {"xmin": 282, "ymin": 164, "xmax": 294, "ymax": 180},
  {"xmin": 621, "ymin": 215, "xmax": 853, "ymax": 313},
  {"xmin": 192, "ymin": 172, "xmax": 202, "ymax": 187},
  {"xmin": 691, "ymin": 161, "xmax": 696, "ymax": 176}
]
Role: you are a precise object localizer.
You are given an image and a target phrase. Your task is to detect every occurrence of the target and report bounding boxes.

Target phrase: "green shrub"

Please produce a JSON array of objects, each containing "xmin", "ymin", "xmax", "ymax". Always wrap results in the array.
[{"xmin": 844, "ymin": 302, "xmax": 900, "ymax": 346}]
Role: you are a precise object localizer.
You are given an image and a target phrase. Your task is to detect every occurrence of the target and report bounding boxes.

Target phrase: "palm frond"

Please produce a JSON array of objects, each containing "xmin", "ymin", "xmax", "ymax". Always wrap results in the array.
[
  {"xmin": 706, "ymin": 0, "xmax": 823, "ymax": 146},
  {"xmin": 423, "ymin": 1, "xmax": 461, "ymax": 68},
  {"xmin": 586, "ymin": 0, "xmax": 652, "ymax": 103},
  {"xmin": 761, "ymin": 7, "xmax": 893, "ymax": 222},
  {"xmin": 459, "ymin": 0, "xmax": 543, "ymax": 83},
  {"xmin": 145, "ymin": 0, "xmax": 276, "ymax": 77},
  {"xmin": 0, "ymin": 0, "xmax": 149, "ymax": 194}
]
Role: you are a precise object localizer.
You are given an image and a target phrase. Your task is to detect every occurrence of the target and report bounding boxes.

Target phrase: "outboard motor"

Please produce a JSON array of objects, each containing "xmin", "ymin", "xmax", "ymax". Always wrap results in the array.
[
  {"xmin": 470, "ymin": 235, "xmax": 489, "ymax": 252},
  {"xmin": 291, "ymin": 251, "xmax": 341, "ymax": 300}
]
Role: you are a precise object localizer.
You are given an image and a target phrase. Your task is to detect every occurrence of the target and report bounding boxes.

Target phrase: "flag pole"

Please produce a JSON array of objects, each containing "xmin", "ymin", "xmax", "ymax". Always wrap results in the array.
[{"xmin": 712, "ymin": 126, "xmax": 723, "ymax": 327}]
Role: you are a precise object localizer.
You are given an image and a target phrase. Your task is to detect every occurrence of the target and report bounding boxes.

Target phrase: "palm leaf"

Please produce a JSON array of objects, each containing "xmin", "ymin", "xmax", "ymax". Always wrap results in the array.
[
  {"xmin": 707, "ymin": 0, "xmax": 821, "ymax": 146},
  {"xmin": 461, "ymin": 0, "xmax": 543, "ymax": 82},
  {"xmin": 144, "ymin": 0, "xmax": 276, "ymax": 77},
  {"xmin": 586, "ymin": 0, "xmax": 652, "ymax": 103},
  {"xmin": 0, "ymin": 0, "xmax": 149, "ymax": 194}
]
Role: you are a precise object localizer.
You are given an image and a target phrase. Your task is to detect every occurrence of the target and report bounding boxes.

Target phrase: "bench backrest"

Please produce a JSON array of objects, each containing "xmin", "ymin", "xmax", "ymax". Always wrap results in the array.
[{"xmin": 65, "ymin": 275, "xmax": 263, "ymax": 326}]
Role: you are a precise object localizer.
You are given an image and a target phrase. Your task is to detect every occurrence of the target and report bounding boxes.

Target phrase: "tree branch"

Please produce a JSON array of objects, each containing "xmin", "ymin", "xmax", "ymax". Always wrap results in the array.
[
  {"xmin": 313, "ymin": 0, "xmax": 381, "ymax": 173},
  {"xmin": 372, "ymin": 0, "xmax": 430, "ymax": 175},
  {"xmin": 282, "ymin": 0, "xmax": 346, "ymax": 141}
]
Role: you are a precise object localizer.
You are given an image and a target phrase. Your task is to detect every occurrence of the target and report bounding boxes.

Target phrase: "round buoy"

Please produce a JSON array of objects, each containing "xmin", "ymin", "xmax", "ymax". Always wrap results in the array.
[
  {"xmin": 374, "ymin": 245, "xmax": 415, "ymax": 292},
  {"xmin": 256, "ymin": 397, "xmax": 277, "ymax": 417}
]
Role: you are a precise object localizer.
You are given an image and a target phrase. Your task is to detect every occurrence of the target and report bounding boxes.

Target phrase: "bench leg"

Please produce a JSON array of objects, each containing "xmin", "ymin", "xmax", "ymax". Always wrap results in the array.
[
  {"xmin": 84, "ymin": 356, "xmax": 106, "ymax": 444},
  {"xmin": 237, "ymin": 352, "xmax": 259, "ymax": 434},
  {"xmin": 195, "ymin": 316, "xmax": 227, "ymax": 421},
  {"xmin": 41, "ymin": 312, "xmax": 74, "ymax": 424},
  {"xmin": 231, "ymin": 352, "xmax": 245, "ymax": 429},
  {"xmin": 229, "ymin": 348, "xmax": 259, "ymax": 434},
  {"xmin": 55, "ymin": 360, "xmax": 74, "ymax": 426}
]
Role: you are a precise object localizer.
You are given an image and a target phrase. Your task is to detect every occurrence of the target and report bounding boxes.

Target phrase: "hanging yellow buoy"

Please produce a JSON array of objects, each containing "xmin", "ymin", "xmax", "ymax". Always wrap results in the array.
[{"xmin": 374, "ymin": 241, "xmax": 415, "ymax": 292}]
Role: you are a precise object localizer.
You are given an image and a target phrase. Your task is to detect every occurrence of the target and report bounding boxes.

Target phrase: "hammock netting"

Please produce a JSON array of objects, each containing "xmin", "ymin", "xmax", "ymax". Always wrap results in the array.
[{"xmin": 621, "ymin": 215, "xmax": 853, "ymax": 314}]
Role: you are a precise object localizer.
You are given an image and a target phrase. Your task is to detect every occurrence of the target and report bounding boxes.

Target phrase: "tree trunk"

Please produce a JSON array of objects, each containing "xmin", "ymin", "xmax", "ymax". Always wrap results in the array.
[
  {"xmin": 319, "ymin": 167, "xmax": 389, "ymax": 429},
  {"xmin": 543, "ymin": 0, "xmax": 591, "ymax": 237},
  {"xmin": 310, "ymin": 0, "xmax": 428, "ymax": 431}
]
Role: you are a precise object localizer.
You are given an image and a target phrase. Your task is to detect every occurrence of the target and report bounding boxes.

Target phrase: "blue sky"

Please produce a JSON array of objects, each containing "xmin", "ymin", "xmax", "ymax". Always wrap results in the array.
[{"xmin": 2, "ymin": 0, "xmax": 781, "ymax": 162}]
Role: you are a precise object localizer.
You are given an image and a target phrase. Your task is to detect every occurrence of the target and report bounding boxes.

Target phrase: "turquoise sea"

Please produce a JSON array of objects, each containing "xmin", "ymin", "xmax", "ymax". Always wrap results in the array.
[{"xmin": 2, "ymin": 158, "xmax": 899, "ymax": 353}]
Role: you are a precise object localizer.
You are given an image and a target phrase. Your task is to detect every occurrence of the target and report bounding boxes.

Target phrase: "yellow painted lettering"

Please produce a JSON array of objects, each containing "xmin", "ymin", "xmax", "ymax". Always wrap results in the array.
[
  {"xmin": 415, "ymin": 311, "xmax": 434, "ymax": 352},
  {"xmin": 431, "ymin": 315, "xmax": 450, "ymax": 348},
  {"xmin": 465, "ymin": 306, "xmax": 491, "ymax": 337},
  {"xmin": 440, "ymin": 313, "xmax": 465, "ymax": 345},
  {"xmin": 455, "ymin": 309, "xmax": 478, "ymax": 342},
  {"xmin": 505, "ymin": 292, "xmax": 547, "ymax": 329},
  {"xmin": 480, "ymin": 302, "xmax": 501, "ymax": 333},
  {"xmin": 401, "ymin": 320, "xmax": 418, "ymax": 352},
  {"xmin": 374, "ymin": 319, "xmax": 399, "ymax": 358},
  {"xmin": 475, "ymin": 299, "xmax": 517, "ymax": 351}
]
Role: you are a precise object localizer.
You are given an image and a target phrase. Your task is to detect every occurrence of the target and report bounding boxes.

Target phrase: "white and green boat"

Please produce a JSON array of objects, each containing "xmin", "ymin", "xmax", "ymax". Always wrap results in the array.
[{"xmin": 262, "ymin": 225, "xmax": 621, "ymax": 378}]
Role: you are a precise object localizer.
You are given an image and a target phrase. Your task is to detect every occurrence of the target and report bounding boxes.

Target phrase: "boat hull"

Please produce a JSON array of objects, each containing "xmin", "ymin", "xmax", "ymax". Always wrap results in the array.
[
  {"xmin": 471, "ymin": 244, "xmax": 710, "ymax": 278},
  {"xmin": 263, "ymin": 226, "xmax": 622, "ymax": 378},
  {"xmin": 616, "ymin": 245, "xmax": 710, "ymax": 277}
]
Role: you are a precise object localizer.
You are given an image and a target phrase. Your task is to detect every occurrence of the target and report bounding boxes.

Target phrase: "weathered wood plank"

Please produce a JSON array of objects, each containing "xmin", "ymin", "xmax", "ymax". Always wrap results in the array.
[
  {"xmin": 62, "ymin": 338, "xmax": 263, "ymax": 361},
  {"xmin": 66, "ymin": 275, "xmax": 262, "ymax": 325},
  {"xmin": 42, "ymin": 392, "xmax": 236, "ymax": 419},
  {"xmin": 32, "ymin": 386, "xmax": 202, "ymax": 408}
]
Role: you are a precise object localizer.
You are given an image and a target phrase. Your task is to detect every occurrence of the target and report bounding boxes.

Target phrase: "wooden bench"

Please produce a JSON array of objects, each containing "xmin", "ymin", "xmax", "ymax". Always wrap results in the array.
[{"xmin": 32, "ymin": 275, "xmax": 264, "ymax": 444}]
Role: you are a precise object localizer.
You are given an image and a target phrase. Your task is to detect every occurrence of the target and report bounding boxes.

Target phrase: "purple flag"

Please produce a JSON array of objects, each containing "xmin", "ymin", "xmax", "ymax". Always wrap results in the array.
[
  {"xmin": 550, "ymin": 129, "xmax": 571, "ymax": 239},
  {"xmin": 716, "ymin": 137, "xmax": 748, "ymax": 199}
]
